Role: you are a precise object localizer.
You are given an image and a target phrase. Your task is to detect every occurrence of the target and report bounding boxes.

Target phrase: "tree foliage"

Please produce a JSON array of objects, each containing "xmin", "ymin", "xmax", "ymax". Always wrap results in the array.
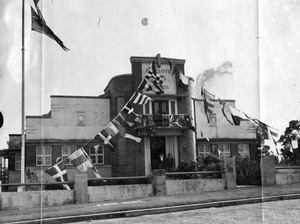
[{"xmin": 277, "ymin": 120, "xmax": 300, "ymax": 164}]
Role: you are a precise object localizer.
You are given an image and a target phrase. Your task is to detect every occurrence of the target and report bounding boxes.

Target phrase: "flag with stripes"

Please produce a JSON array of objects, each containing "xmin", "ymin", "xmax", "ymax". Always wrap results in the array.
[
  {"xmin": 130, "ymin": 92, "xmax": 153, "ymax": 105},
  {"xmin": 201, "ymin": 88, "xmax": 215, "ymax": 123},
  {"xmin": 67, "ymin": 148, "xmax": 103, "ymax": 178},
  {"xmin": 45, "ymin": 158, "xmax": 70, "ymax": 190}
]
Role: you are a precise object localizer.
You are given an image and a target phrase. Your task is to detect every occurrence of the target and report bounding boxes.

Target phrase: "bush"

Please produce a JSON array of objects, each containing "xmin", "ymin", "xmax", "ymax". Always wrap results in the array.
[{"xmin": 173, "ymin": 154, "xmax": 222, "ymax": 179}]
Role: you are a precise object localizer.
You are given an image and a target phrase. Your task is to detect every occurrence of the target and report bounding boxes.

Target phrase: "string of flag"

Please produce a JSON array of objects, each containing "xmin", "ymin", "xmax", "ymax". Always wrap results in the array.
[
  {"xmin": 44, "ymin": 55, "xmax": 195, "ymax": 189},
  {"xmin": 200, "ymin": 87, "xmax": 280, "ymax": 154}
]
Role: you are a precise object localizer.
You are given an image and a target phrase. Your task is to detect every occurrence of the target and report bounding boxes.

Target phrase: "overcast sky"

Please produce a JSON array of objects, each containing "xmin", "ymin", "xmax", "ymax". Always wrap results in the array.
[{"xmin": 0, "ymin": 0, "xmax": 299, "ymax": 149}]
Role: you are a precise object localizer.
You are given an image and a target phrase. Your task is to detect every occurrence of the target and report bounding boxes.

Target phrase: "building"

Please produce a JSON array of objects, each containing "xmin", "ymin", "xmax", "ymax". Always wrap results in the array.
[
  {"xmin": 194, "ymin": 99, "xmax": 259, "ymax": 160},
  {"xmin": 1, "ymin": 55, "xmax": 258, "ymax": 183}
]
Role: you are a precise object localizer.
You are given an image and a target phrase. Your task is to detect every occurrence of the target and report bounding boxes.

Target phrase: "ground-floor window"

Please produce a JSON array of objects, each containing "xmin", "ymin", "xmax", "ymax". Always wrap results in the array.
[
  {"xmin": 238, "ymin": 144, "xmax": 250, "ymax": 157},
  {"xmin": 62, "ymin": 146, "xmax": 77, "ymax": 164},
  {"xmin": 15, "ymin": 152, "xmax": 21, "ymax": 170},
  {"xmin": 198, "ymin": 143, "xmax": 231, "ymax": 158},
  {"xmin": 197, "ymin": 144, "xmax": 211, "ymax": 158},
  {"xmin": 36, "ymin": 146, "xmax": 52, "ymax": 166},
  {"xmin": 89, "ymin": 145, "xmax": 104, "ymax": 164}
]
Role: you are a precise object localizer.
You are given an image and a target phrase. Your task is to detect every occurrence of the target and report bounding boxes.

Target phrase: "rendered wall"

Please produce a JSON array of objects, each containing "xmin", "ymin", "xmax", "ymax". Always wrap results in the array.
[
  {"xmin": 195, "ymin": 100, "xmax": 257, "ymax": 139},
  {"xmin": 0, "ymin": 190, "xmax": 73, "ymax": 210},
  {"xmin": 276, "ymin": 168, "xmax": 300, "ymax": 185},
  {"xmin": 166, "ymin": 179, "xmax": 225, "ymax": 195},
  {"xmin": 88, "ymin": 184, "xmax": 153, "ymax": 202},
  {"xmin": 26, "ymin": 96, "xmax": 110, "ymax": 140}
]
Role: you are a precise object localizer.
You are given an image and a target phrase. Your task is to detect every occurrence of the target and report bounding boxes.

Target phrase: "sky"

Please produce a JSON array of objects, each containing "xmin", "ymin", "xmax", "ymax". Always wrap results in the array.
[{"xmin": 0, "ymin": 0, "xmax": 299, "ymax": 149}]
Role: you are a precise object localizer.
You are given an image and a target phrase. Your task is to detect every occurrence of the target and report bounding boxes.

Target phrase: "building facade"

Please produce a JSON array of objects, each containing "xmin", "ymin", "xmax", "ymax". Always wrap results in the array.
[{"xmin": 2, "ymin": 55, "xmax": 258, "ymax": 183}]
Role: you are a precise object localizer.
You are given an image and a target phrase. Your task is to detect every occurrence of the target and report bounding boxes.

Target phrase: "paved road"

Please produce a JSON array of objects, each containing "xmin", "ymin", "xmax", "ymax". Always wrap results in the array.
[{"xmin": 76, "ymin": 199, "xmax": 300, "ymax": 224}]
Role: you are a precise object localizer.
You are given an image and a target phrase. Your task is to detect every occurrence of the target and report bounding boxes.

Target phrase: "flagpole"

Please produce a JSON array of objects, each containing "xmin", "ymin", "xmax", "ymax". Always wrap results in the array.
[{"xmin": 21, "ymin": 0, "xmax": 26, "ymax": 185}]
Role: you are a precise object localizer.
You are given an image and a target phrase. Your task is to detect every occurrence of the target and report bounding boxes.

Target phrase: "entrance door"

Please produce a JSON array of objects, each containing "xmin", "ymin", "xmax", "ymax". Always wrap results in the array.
[{"xmin": 150, "ymin": 137, "xmax": 166, "ymax": 170}]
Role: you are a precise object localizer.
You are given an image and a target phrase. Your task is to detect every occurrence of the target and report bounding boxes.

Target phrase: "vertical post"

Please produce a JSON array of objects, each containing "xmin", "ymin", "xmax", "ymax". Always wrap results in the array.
[
  {"xmin": 152, "ymin": 169, "xmax": 166, "ymax": 196},
  {"xmin": 20, "ymin": 0, "xmax": 26, "ymax": 185},
  {"xmin": 261, "ymin": 156, "xmax": 276, "ymax": 186},
  {"xmin": 223, "ymin": 158, "xmax": 237, "ymax": 189},
  {"xmin": 192, "ymin": 98, "xmax": 197, "ymax": 160},
  {"xmin": 0, "ymin": 180, "xmax": 2, "ymax": 193},
  {"xmin": 74, "ymin": 174, "xmax": 88, "ymax": 204}
]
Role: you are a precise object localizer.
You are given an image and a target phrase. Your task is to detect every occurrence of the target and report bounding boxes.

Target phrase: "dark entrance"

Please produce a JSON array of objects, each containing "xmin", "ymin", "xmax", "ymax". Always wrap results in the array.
[{"xmin": 150, "ymin": 137, "xmax": 166, "ymax": 170}]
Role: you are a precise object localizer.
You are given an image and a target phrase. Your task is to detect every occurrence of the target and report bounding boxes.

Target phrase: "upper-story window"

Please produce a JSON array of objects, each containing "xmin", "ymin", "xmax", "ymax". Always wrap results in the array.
[
  {"xmin": 36, "ymin": 146, "xmax": 52, "ymax": 166},
  {"xmin": 62, "ymin": 146, "xmax": 77, "ymax": 165}
]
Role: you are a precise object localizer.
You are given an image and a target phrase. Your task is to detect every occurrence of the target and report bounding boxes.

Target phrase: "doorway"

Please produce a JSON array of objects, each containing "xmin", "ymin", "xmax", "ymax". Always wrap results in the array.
[{"xmin": 150, "ymin": 137, "xmax": 166, "ymax": 170}]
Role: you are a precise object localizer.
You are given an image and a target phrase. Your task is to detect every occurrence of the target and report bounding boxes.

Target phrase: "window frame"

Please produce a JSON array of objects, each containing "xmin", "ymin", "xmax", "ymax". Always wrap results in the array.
[
  {"xmin": 15, "ymin": 152, "xmax": 21, "ymax": 170},
  {"xmin": 238, "ymin": 143, "xmax": 250, "ymax": 158},
  {"xmin": 62, "ymin": 145, "xmax": 77, "ymax": 165},
  {"xmin": 36, "ymin": 146, "xmax": 52, "ymax": 166},
  {"xmin": 89, "ymin": 145, "xmax": 104, "ymax": 165}
]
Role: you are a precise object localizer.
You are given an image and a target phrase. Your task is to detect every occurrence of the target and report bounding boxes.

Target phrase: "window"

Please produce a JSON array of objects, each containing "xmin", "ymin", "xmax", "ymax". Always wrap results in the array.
[
  {"xmin": 77, "ymin": 112, "xmax": 86, "ymax": 126},
  {"xmin": 238, "ymin": 144, "xmax": 250, "ymax": 158},
  {"xmin": 198, "ymin": 144, "xmax": 211, "ymax": 158},
  {"xmin": 36, "ymin": 146, "xmax": 52, "ymax": 166},
  {"xmin": 15, "ymin": 153, "xmax": 21, "ymax": 170},
  {"xmin": 62, "ymin": 146, "xmax": 77, "ymax": 165},
  {"xmin": 89, "ymin": 145, "xmax": 104, "ymax": 164},
  {"xmin": 213, "ymin": 144, "xmax": 231, "ymax": 158}
]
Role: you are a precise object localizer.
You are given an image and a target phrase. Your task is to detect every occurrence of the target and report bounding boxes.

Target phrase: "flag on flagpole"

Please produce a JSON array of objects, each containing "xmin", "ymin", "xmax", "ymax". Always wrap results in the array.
[
  {"xmin": 228, "ymin": 106, "xmax": 248, "ymax": 125},
  {"xmin": 31, "ymin": 0, "xmax": 69, "ymax": 51},
  {"xmin": 201, "ymin": 88, "xmax": 215, "ymax": 123},
  {"xmin": 67, "ymin": 148, "xmax": 103, "ymax": 178},
  {"xmin": 44, "ymin": 158, "xmax": 70, "ymax": 190},
  {"xmin": 218, "ymin": 99, "xmax": 233, "ymax": 125},
  {"xmin": 130, "ymin": 92, "xmax": 153, "ymax": 105}
]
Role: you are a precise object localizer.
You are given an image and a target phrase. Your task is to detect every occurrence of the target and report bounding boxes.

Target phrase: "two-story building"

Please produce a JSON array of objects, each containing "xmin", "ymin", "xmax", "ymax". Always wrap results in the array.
[{"xmin": 2, "ymin": 55, "xmax": 258, "ymax": 183}]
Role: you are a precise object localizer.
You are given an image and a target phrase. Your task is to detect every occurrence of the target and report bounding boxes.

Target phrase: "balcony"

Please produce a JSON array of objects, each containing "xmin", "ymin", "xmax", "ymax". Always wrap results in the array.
[{"xmin": 136, "ymin": 114, "xmax": 194, "ymax": 130}]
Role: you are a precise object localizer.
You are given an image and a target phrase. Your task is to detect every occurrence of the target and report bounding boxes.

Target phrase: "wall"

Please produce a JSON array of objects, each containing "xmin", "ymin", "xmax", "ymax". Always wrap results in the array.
[
  {"xmin": 276, "ymin": 168, "xmax": 300, "ymax": 185},
  {"xmin": 88, "ymin": 184, "xmax": 153, "ymax": 202},
  {"xmin": 195, "ymin": 99, "xmax": 257, "ymax": 139},
  {"xmin": 0, "ymin": 190, "xmax": 73, "ymax": 210},
  {"xmin": 166, "ymin": 179, "xmax": 225, "ymax": 195},
  {"xmin": 26, "ymin": 96, "xmax": 110, "ymax": 140}
]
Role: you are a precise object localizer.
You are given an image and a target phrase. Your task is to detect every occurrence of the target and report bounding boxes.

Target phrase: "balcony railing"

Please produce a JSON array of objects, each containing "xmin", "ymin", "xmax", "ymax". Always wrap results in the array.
[{"xmin": 137, "ymin": 114, "xmax": 194, "ymax": 129}]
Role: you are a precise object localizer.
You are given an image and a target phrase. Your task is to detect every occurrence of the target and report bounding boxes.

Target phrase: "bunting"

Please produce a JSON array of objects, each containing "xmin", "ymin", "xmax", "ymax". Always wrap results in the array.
[
  {"xmin": 44, "ymin": 158, "xmax": 70, "ymax": 190},
  {"xmin": 202, "ymin": 88, "xmax": 215, "ymax": 123},
  {"xmin": 130, "ymin": 92, "xmax": 153, "ymax": 105},
  {"xmin": 228, "ymin": 106, "xmax": 248, "ymax": 125},
  {"xmin": 67, "ymin": 148, "xmax": 102, "ymax": 178},
  {"xmin": 94, "ymin": 130, "xmax": 117, "ymax": 151},
  {"xmin": 218, "ymin": 98, "xmax": 233, "ymax": 125}
]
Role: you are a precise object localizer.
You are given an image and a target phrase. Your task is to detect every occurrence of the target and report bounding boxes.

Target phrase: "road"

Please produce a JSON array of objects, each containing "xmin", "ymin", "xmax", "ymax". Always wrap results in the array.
[{"xmin": 76, "ymin": 199, "xmax": 300, "ymax": 224}]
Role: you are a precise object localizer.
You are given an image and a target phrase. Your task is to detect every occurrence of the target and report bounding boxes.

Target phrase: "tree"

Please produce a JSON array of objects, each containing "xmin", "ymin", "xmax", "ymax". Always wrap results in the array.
[{"xmin": 277, "ymin": 120, "xmax": 300, "ymax": 165}]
